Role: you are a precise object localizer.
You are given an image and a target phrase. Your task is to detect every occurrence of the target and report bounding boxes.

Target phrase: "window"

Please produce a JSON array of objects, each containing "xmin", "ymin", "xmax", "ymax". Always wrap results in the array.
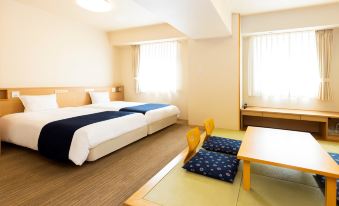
[
  {"xmin": 136, "ymin": 41, "xmax": 179, "ymax": 93},
  {"xmin": 248, "ymin": 30, "xmax": 320, "ymax": 99}
]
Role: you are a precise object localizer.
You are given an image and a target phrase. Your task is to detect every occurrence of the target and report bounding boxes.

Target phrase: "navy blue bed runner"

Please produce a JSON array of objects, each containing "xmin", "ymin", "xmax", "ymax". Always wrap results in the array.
[
  {"xmin": 119, "ymin": 103, "xmax": 169, "ymax": 114},
  {"xmin": 38, "ymin": 111, "xmax": 132, "ymax": 162}
]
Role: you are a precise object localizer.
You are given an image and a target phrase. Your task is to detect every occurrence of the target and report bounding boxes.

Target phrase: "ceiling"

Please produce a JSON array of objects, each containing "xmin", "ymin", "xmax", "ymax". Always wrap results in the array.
[
  {"xmin": 232, "ymin": 0, "xmax": 339, "ymax": 15},
  {"xmin": 15, "ymin": 0, "xmax": 339, "ymax": 31},
  {"xmin": 133, "ymin": 0, "xmax": 232, "ymax": 39},
  {"xmin": 14, "ymin": 0, "xmax": 163, "ymax": 31}
]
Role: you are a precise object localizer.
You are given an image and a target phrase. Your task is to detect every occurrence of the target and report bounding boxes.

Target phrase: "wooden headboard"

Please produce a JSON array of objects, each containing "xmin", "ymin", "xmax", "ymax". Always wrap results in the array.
[{"xmin": 0, "ymin": 86, "xmax": 124, "ymax": 116}]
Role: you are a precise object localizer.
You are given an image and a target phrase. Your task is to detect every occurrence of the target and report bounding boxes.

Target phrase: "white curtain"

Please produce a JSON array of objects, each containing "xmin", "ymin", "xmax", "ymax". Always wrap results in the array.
[
  {"xmin": 135, "ymin": 41, "xmax": 179, "ymax": 94},
  {"xmin": 248, "ymin": 30, "xmax": 320, "ymax": 99},
  {"xmin": 316, "ymin": 29, "xmax": 333, "ymax": 101},
  {"xmin": 132, "ymin": 45, "xmax": 141, "ymax": 93}
]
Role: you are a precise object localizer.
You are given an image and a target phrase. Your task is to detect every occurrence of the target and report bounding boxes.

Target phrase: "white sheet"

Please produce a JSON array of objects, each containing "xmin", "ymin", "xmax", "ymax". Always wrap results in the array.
[
  {"xmin": 0, "ymin": 107, "xmax": 147, "ymax": 165},
  {"xmin": 86, "ymin": 101, "xmax": 180, "ymax": 124}
]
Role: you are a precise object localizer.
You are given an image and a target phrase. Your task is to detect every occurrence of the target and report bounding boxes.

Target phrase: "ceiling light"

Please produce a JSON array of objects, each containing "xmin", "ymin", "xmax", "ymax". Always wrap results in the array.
[{"xmin": 76, "ymin": 0, "xmax": 113, "ymax": 13}]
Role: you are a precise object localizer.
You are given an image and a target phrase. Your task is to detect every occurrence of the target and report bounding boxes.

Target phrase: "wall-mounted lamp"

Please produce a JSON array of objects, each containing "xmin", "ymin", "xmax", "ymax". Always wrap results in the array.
[{"xmin": 112, "ymin": 86, "xmax": 123, "ymax": 93}]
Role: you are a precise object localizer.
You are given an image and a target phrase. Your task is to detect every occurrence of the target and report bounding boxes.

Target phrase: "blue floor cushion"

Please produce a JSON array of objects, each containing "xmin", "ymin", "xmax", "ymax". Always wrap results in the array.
[
  {"xmin": 329, "ymin": 152, "xmax": 339, "ymax": 164},
  {"xmin": 314, "ymin": 152, "xmax": 339, "ymax": 205},
  {"xmin": 183, "ymin": 149, "xmax": 240, "ymax": 183},
  {"xmin": 202, "ymin": 136, "xmax": 242, "ymax": 155}
]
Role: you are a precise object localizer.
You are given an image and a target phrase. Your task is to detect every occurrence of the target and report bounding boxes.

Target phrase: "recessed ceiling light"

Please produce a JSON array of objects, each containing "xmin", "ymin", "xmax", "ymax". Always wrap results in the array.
[{"xmin": 76, "ymin": 0, "xmax": 113, "ymax": 13}]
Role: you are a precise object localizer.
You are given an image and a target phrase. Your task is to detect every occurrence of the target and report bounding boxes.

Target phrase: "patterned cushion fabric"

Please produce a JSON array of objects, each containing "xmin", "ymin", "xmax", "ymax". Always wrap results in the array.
[
  {"xmin": 202, "ymin": 136, "xmax": 242, "ymax": 155},
  {"xmin": 314, "ymin": 152, "xmax": 339, "ymax": 205},
  {"xmin": 329, "ymin": 152, "xmax": 339, "ymax": 164},
  {"xmin": 182, "ymin": 149, "xmax": 240, "ymax": 183}
]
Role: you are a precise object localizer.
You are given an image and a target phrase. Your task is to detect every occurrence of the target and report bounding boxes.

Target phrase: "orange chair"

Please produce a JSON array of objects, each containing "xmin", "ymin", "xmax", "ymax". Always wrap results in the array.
[
  {"xmin": 184, "ymin": 127, "xmax": 201, "ymax": 163},
  {"xmin": 203, "ymin": 118, "xmax": 215, "ymax": 142}
]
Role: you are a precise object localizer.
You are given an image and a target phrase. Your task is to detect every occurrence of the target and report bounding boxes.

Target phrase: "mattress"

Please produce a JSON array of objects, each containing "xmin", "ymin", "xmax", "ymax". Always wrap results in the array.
[
  {"xmin": 87, "ymin": 101, "xmax": 180, "ymax": 125},
  {"xmin": 87, "ymin": 126, "xmax": 147, "ymax": 161},
  {"xmin": 147, "ymin": 115, "xmax": 178, "ymax": 134},
  {"xmin": 0, "ymin": 107, "xmax": 147, "ymax": 165}
]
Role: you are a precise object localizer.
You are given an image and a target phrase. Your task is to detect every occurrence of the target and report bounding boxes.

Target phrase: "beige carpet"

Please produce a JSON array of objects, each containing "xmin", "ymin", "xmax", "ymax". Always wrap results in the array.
[{"xmin": 0, "ymin": 124, "xmax": 190, "ymax": 206}]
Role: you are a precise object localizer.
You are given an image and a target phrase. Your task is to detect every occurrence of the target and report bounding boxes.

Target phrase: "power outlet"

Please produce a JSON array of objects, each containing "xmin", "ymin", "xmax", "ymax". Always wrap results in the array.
[{"xmin": 12, "ymin": 91, "xmax": 20, "ymax": 98}]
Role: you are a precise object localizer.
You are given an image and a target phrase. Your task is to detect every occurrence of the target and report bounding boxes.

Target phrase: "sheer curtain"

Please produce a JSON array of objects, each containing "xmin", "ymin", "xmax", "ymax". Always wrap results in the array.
[
  {"xmin": 248, "ymin": 30, "xmax": 320, "ymax": 99},
  {"xmin": 132, "ymin": 45, "xmax": 141, "ymax": 93},
  {"xmin": 134, "ymin": 41, "xmax": 179, "ymax": 94}
]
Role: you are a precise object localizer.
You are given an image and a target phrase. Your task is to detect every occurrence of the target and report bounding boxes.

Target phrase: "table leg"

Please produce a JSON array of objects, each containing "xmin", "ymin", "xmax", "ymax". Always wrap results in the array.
[
  {"xmin": 243, "ymin": 160, "xmax": 251, "ymax": 191},
  {"xmin": 325, "ymin": 177, "xmax": 336, "ymax": 206}
]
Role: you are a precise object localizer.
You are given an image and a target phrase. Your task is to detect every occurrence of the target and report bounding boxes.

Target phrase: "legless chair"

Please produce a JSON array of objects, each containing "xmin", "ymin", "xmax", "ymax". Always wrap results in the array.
[
  {"xmin": 202, "ymin": 118, "xmax": 242, "ymax": 156},
  {"xmin": 182, "ymin": 127, "xmax": 240, "ymax": 183},
  {"xmin": 184, "ymin": 127, "xmax": 201, "ymax": 163}
]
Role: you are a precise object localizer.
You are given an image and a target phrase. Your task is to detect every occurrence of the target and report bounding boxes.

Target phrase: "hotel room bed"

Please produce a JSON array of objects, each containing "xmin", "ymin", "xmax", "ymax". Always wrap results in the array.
[
  {"xmin": 0, "ymin": 107, "xmax": 148, "ymax": 165},
  {"xmin": 86, "ymin": 101, "xmax": 180, "ymax": 134}
]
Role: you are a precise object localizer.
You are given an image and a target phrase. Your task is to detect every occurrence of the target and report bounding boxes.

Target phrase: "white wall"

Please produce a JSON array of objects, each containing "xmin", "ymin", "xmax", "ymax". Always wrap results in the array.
[
  {"xmin": 187, "ymin": 14, "xmax": 240, "ymax": 129},
  {"xmin": 0, "ymin": 0, "xmax": 114, "ymax": 88},
  {"xmin": 242, "ymin": 7, "xmax": 339, "ymax": 112},
  {"xmin": 108, "ymin": 23, "xmax": 186, "ymax": 46},
  {"xmin": 241, "ymin": 3, "xmax": 339, "ymax": 35},
  {"xmin": 132, "ymin": 0, "xmax": 232, "ymax": 39}
]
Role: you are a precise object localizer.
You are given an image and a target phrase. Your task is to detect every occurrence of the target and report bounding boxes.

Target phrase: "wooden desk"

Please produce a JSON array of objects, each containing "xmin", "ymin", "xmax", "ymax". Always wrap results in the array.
[
  {"xmin": 237, "ymin": 127, "xmax": 339, "ymax": 206},
  {"xmin": 241, "ymin": 107, "xmax": 339, "ymax": 141}
]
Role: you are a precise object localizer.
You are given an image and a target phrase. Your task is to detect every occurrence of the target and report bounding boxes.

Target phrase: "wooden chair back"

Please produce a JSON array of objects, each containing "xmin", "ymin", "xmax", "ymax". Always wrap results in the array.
[
  {"xmin": 204, "ymin": 118, "xmax": 215, "ymax": 141},
  {"xmin": 184, "ymin": 127, "xmax": 201, "ymax": 163}
]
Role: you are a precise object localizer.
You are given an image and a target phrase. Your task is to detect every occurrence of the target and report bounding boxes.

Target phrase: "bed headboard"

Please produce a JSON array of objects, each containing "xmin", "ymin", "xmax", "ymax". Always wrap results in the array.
[{"xmin": 0, "ymin": 86, "xmax": 124, "ymax": 116}]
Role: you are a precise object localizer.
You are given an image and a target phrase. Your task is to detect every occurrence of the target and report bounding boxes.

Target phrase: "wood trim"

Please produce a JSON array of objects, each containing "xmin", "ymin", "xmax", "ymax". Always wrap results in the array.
[
  {"xmin": 262, "ymin": 112, "xmax": 300, "ymax": 120},
  {"xmin": 243, "ymin": 160, "xmax": 251, "ymax": 191},
  {"xmin": 124, "ymin": 148, "xmax": 188, "ymax": 206},
  {"xmin": 124, "ymin": 132, "xmax": 206, "ymax": 206},
  {"xmin": 241, "ymin": 106, "xmax": 339, "ymax": 141},
  {"xmin": 242, "ymin": 111, "xmax": 262, "ymax": 117},
  {"xmin": 301, "ymin": 115, "xmax": 328, "ymax": 122},
  {"xmin": 326, "ymin": 177, "xmax": 337, "ymax": 206},
  {"xmin": 0, "ymin": 86, "xmax": 124, "ymax": 116},
  {"xmin": 241, "ymin": 107, "xmax": 339, "ymax": 118},
  {"xmin": 237, "ymin": 13, "xmax": 241, "ymax": 130},
  {"xmin": 239, "ymin": 155, "xmax": 339, "ymax": 178}
]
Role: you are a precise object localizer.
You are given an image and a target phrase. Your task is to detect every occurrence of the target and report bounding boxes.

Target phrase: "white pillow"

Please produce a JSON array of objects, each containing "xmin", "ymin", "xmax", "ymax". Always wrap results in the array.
[
  {"xmin": 89, "ymin": 91, "xmax": 110, "ymax": 104},
  {"xmin": 19, "ymin": 94, "xmax": 59, "ymax": 112}
]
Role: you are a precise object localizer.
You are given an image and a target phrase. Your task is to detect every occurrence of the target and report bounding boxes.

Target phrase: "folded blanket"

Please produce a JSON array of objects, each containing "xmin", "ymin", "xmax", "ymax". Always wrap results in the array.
[
  {"xmin": 119, "ymin": 103, "xmax": 169, "ymax": 114},
  {"xmin": 38, "ymin": 111, "xmax": 132, "ymax": 162}
]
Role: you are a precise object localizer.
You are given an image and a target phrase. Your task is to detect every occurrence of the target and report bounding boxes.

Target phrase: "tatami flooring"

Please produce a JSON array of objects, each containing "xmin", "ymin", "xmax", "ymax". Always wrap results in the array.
[
  {"xmin": 0, "ymin": 124, "xmax": 190, "ymax": 206},
  {"xmin": 145, "ymin": 128, "xmax": 339, "ymax": 206}
]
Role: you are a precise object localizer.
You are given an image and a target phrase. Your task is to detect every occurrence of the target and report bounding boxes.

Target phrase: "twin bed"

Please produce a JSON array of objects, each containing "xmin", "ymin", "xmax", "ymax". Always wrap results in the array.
[
  {"xmin": 87, "ymin": 101, "xmax": 180, "ymax": 134},
  {"xmin": 0, "ymin": 90, "xmax": 180, "ymax": 165}
]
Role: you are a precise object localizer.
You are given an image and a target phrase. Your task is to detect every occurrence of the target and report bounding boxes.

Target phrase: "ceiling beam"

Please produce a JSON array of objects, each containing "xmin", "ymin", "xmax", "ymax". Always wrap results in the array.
[{"xmin": 132, "ymin": 0, "xmax": 232, "ymax": 39}]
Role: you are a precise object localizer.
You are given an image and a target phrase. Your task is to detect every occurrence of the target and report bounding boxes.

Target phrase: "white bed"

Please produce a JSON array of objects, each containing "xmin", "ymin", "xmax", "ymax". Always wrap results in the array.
[
  {"xmin": 86, "ymin": 101, "xmax": 180, "ymax": 134},
  {"xmin": 0, "ymin": 107, "xmax": 148, "ymax": 165}
]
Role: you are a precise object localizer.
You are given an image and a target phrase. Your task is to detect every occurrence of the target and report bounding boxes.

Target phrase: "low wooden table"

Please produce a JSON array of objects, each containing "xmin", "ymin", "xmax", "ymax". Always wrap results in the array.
[{"xmin": 237, "ymin": 127, "xmax": 339, "ymax": 206}]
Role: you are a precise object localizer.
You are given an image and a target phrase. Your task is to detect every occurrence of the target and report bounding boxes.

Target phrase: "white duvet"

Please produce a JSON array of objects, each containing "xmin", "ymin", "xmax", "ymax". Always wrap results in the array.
[
  {"xmin": 86, "ymin": 101, "xmax": 180, "ymax": 124},
  {"xmin": 0, "ymin": 107, "xmax": 147, "ymax": 165}
]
